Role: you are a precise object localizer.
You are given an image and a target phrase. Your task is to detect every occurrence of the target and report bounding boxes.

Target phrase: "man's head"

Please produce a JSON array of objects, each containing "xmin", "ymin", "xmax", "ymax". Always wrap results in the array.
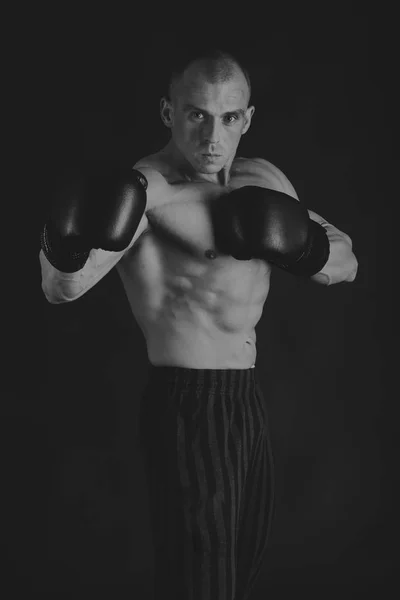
[{"xmin": 160, "ymin": 49, "xmax": 255, "ymax": 175}]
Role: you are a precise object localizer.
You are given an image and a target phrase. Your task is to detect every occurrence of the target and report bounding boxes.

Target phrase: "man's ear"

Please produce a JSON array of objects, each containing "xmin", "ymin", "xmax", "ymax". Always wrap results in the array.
[
  {"xmin": 160, "ymin": 97, "xmax": 174, "ymax": 128},
  {"xmin": 242, "ymin": 105, "xmax": 255, "ymax": 135}
]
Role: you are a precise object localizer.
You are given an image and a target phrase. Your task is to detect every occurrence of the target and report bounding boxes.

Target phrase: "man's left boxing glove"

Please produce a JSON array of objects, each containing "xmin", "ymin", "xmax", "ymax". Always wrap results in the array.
[
  {"xmin": 212, "ymin": 185, "xmax": 330, "ymax": 277},
  {"xmin": 40, "ymin": 165, "xmax": 148, "ymax": 273}
]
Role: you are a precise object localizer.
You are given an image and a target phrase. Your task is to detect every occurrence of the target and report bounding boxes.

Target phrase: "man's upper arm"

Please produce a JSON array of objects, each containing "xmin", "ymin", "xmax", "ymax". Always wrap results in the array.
[{"xmin": 254, "ymin": 158, "xmax": 300, "ymax": 200}]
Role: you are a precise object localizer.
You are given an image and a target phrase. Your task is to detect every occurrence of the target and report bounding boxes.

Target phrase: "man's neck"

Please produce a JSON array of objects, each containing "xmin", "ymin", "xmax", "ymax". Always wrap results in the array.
[{"xmin": 161, "ymin": 141, "xmax": 233, "ymax": 187}]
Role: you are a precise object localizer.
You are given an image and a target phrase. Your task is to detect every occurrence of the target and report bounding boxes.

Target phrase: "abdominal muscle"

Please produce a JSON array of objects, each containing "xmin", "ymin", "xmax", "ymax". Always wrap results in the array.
[
  {"xmin": 145, "ymin": 310, "xmax": 259, "ymax": 369},
  {"xmin": 117, "ymin": 231, "xmax": 270, "ymax": 370}
]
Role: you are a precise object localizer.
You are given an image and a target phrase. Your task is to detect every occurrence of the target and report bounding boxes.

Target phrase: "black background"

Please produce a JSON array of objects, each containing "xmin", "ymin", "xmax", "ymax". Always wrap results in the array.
[{"xmin": 3, "ymin": 2, "xmax": 397, "ymax": 598}]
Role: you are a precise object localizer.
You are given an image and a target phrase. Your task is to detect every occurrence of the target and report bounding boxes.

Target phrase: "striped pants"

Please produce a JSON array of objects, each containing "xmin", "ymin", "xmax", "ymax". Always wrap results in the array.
[{"xmin": 138, "ymin": 366, "xmax": 274, "ymax": 600}]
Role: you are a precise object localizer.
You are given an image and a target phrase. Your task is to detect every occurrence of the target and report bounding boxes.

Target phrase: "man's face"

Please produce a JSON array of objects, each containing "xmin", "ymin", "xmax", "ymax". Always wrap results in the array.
[{"xmin": 162, "ymin": 67, "xmax": 255, "ymax": 174}]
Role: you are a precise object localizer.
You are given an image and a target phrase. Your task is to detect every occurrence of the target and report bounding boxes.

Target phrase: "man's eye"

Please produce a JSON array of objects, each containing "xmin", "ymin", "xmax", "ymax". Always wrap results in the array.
[
  {"xmin": 191, "ymin": 111, "xmax": 204, "ymax": 120},
  {"xmin": 224, "ymin": 114, "xmax": 238, "ymax": 124}
]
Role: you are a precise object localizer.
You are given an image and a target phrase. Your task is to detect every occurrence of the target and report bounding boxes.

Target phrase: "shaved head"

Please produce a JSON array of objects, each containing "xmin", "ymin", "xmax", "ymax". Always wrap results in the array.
[{"xmin": 168, "ymin": 49, "xmax": 252, "ymax": 106}]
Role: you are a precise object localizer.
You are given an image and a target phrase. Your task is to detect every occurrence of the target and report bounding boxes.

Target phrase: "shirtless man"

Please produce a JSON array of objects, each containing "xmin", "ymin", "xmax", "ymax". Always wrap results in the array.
[{"xmin": 39, "ymin": 49, "xmax": 358, "ymax": 600}]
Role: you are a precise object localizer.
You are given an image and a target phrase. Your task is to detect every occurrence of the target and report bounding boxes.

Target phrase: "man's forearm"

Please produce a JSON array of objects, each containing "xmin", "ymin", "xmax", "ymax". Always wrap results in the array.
[
  {"xmin": 308, "ymin": 210, "xmax": 358, "ymax": 285},
  {"xmin": 39, "ymin": 247, "xmax": 125, "ymax": 303},
  {"xmin": 39, "ymin": 249, "xmax": 92, "ymax": 303}
]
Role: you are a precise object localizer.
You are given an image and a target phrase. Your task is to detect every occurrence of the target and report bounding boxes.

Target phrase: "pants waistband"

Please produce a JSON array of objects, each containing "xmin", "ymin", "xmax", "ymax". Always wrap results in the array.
[{"xmin": 147, "ymin": 365, "xmax": 257, "ymax": 389}]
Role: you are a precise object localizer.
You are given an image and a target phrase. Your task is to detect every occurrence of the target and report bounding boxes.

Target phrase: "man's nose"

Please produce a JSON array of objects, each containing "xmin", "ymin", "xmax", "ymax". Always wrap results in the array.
[{"xmin": 202, "ymin": 117, "xmax": 220, "ymax": 144}]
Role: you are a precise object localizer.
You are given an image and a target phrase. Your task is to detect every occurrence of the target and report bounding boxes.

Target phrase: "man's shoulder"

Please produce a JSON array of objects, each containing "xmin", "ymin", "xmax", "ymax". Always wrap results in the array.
[
  {"xmin": 234, "ymin": 156, "xmax": 281, "ymax": 173},
  {"xmin": 134, "ymin": 151, "xmax": 179, "ymax": 181},
  {"xmin": 133, "ymin": 154, "xmax": 175, "ymax": 209},
  {"xmin": 134, "ymin": 153, "xmax": 169, "ymax": 181},
  {"xmin": 234, "ymin": 157, "xmax": 299, "ymax": 199}
]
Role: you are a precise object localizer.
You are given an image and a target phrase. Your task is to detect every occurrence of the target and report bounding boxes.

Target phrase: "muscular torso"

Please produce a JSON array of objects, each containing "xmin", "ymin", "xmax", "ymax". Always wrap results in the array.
[{"xmin": 116, "ymin": 156, "xmax": 284, "ymax": 369}]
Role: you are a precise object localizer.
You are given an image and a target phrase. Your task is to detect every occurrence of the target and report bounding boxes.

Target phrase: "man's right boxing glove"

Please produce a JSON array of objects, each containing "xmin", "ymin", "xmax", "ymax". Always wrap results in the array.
[{"xmin": 40, "ymin": 165, "xmax": 148, "ymax": 273}]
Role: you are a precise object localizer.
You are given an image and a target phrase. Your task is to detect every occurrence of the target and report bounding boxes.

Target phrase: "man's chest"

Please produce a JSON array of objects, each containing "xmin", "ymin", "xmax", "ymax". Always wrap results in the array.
[{"xmin": 142, "ymin": 159, "xmax": 280, "ymax": 260}]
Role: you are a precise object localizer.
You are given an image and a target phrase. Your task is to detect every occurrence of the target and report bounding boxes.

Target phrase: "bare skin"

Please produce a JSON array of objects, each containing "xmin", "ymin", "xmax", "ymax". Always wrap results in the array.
[{"xmin": 40, "ymin": 63, "xmax": 358, "ymax": 368}]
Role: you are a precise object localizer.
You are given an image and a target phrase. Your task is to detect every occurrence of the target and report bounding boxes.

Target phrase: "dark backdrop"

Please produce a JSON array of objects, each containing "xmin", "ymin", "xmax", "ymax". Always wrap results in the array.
[{"xmin": 3, "ymin": 3, "xmax": 396, "ymax": 598}]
